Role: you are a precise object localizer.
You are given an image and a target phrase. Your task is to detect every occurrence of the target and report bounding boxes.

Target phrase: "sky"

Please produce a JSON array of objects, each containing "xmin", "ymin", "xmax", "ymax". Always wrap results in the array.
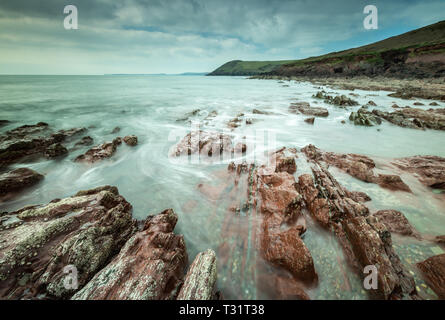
[{"xmin": 0, "ymin": 0, "xmax": 444, "ymax": 75}]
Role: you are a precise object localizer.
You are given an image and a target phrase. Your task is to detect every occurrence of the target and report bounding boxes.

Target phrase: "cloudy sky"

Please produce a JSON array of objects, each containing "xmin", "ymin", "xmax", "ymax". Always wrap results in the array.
[{"xmin": 0, "ymin": 0, "xmax": 443, "ymax": 74}]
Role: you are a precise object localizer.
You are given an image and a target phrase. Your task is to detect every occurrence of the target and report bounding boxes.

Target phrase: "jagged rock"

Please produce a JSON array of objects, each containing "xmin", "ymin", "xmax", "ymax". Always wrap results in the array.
[
  {"xmin": 111, "ymin": 127, "xmax": 121, "ymax": 134},
  {"xmin": 72, "ymin": 209, "xmax": 187, "ymax": 300},
  {"xmin": 373, "ymin": 210, "xmax": 420, "ymax": 238},
  {"xmin": 301, "ymin": 144, "xmax": 411, "ymax": 192},
  {"xmin": 391, "ymin": 155, "xmax": 445, "ymax": 189},
  {"xmin": 177, "ymin": 249, "xmax": 217, "ymax": 300},
  {"xmin": 74, "ymin": 136, "xmax": 93, "ymax": 147},
  {"xmin": 298, "ymin": 151, "xmax": 417, "ymax": 299},
  {"xmin": 169, "ymin": 131, "xmax": 233, "ymax": 157},
  {"xmin": 304, "ymin": 117, "xmax": 315, "ymax": 124},
  {"xmin": 0, "ymin": 186, "xmax": 136, "ymax": 299},
  {"xmin": 75, "ymin": 138, "xmax": 122, "ymax": 163},
  {"xmin": 44, "ymin": 143, "xmax": 68, "ymax": 159},
  {"xmin": 0, "ymin": 168, "xmax": 44, "ymax": 199},
  {"xmin": 349, "ymin": 107, "xmax": 382, "ymax": 126},
  {"xmin": 0, "ymin": 123, "xmax": 85, "ymax": 168},
  {"xmin": 372, "ymin": 108, "xmax": 445, "ymax": 131},
  {"xmin": 289, "ymin": 102, "xmax": 329, "ymax": 117},
  {"xmin": 123, "ymin": 135, "xmax": 138, "ymax": 146},
  {"xmin": 313, "ymin": 91, "xmax": 358, "ymax": 107},
  {"xmin": 176, "ymin": 109, "xmax": 201, "ymax": 122},
  {"xmin": 417, "ymin": 254, "xmax": 445, "ymax": 299}
]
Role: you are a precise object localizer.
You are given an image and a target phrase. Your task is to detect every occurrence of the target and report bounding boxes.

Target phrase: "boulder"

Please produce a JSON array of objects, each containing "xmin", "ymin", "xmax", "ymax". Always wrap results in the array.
[
  {"xmin": 73, "ymin": 209, "xmax": 187, "ymax": 300},
  {"xmin": 44, "ymin": 143, "xmax": 68, "ymax": 159},
  {"xmin": 0, "ymin": 168, "xmax": 44, "ymax": 199},
  {"xmin": 417, "ymin": 254, "xmax": 445, "ymax": 299},
  {"xmin": 123, "ymin": 135, "xmax": 138, "ymax": 146},
  {"xmin": 289, "ymin": 102, "xmax": 329, "ymax": 117},
  {"xmin": 304, "ymin": 117, "xmax": 315, "ymax": 124},
  {"xmin": 177, "ymin": 249, "xmax": 217, "ymax": 300},
  {"xmin": 75, "ymin": 138, "xmax": 122, "ymax": 163},
  {"xmin": 0, "ymin": 186, "xmax": 136, "ymax": 299},
  {"xmin": 169, "ymin": 131, "xmax": 233, "ymax": 157}
]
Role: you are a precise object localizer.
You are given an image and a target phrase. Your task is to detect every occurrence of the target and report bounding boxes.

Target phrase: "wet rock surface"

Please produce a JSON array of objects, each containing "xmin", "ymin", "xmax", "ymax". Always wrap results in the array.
[
  {"xmin": 373, "ymin": 210, "xmax": 420, "ymax": 238},
  {"xmin": 177, "ymin": 249, "xmax": 217, "ymax": 300},
  {"xmin": 349, "ymin": 107, "xmax": 382, "ymax": 126},
  {"xmin": 75, "ymin": 138, "xmax": 122, "ymax": 163},
  {"xmin": 299, "ymin": 151, "xmax": 418, "ymax": 299},
  {"xmin": 0, "ymin": 186, "xmax": 136, "ymax": 299},
  {"xmin": 289, "ymin": 102, "xmax": 329, "ymax": 117},
  {"xmin": 301, "ymin": 144, "xmax": 411, "ymax": 192},
  {"xmin": 0, "ymin": 168, "xmax": 44, "ymax": 200},
  {"xmin": 73, "ymin": 209, "xmax": 188, "ymax": 300},
  {"xmin": 170, "ymin": 130, "xmax": 235, "ymax": 157},
  {"xmin": 417, "ymin": 254, "xmax": 445, "ymax": 299},
  {"xmin": 313, "ymin": 91, "xmax": 358, "ymax": 107},
  {"xmin": 372, "ymin": 107, "xmax": 445, "ymax": 131},
  {"xmin": 0, "ymin": 122, "xmax": 86, "ymax": 168},
  {"xmin": 123, "ymin": 135, "xmax": 138, "ymax": 146}
]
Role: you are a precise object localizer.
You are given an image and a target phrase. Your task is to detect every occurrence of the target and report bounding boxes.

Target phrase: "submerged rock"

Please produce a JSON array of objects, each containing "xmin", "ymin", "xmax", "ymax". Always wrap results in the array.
[
  {"xmin": 73, "ymin": 209, "xmax": 188, "ymax": 300},
  {"xmin": 304, "ymin": 117, "xmax": 315, "ymax": 124},
  {"xmin": 0, "ymin": 168, "xmax": 44, "ymax": 200},
  {"xmin": 44, "ymin": 143, "xmax": 68, "ymax": 159},
  {"xmin": 373, "ymin": 210, "xmax": 420, "ymax": 238},
  {"xmin": 289, "ymin": 102, "xmax": 329, "ymax": 117},
  {"xmin": 75, "ymin": 138, "xmax": 122, "ymax": 163},
  {"xmin": 417, "ymin": 254, "xmax": 445, "ymax": 299},
  {"xmin": 74, "ymin": 136, "xmax": 94, "ymax": 147},
  {"xmin": 0, "ymin": 186, "xmax": 136, "ymax": 299},
  {"xmin": 123, "ymin": 135, "xmax": 138, "ymax": 146},
  {"xmin": 301, "ymin": 144, "xmax": 411, "ymax": 193},
  {"xmin": 177, "ymin": 249, "xmax": 217, "ymax": 300}
]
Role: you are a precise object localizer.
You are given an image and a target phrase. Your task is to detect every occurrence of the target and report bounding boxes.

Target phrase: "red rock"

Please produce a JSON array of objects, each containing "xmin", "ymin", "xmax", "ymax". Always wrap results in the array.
[
  {"xmin": 392, "ymin": 155, "xmax": 445, "ymax": 188},
  {"xmin": 417, "ymin": 254, "xmax": 445, "ymax": 299},
  {"xmin": 373, "ymin": 210, "xmax": 419, "ymax": 238},
  {"xmin": 376, "ymin": 174, "xmax": 412, "ymax": 192},
  {"xmin": 72, "ymin": 209, "xmax": 187, "ymax": 300}
]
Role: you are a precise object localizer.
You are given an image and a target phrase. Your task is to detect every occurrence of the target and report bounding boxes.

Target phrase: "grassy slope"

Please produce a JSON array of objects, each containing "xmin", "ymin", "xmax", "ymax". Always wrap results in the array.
[{"xmin": 208, "ymin": 20, "xmax": 445, "ymax": 75}]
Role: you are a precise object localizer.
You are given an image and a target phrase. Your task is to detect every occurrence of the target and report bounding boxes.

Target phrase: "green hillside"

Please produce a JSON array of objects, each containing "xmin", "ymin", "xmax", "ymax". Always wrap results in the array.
[{"xmin": 208, "ymin": 20, "xmax": 445, "ymax": 77}]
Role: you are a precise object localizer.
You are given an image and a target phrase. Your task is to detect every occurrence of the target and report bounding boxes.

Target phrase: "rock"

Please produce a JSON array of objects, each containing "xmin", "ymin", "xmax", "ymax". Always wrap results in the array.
[
  {"xmin": 301, "ymin": 144, "xmax": 411, "ymax": 193},
  {"xmin": 72, "ymin": 209, "xmax": 187, "ymax": 300},
  {"xmin": 0, "ymin": 186, "xmax": 136, "ymax": 299},
  {"xmin": 341, "ymin": 120, "xmax": 346, "ymax": 124},
  {"xmin": 75, "ymin": 138, "xmax": 122, "ymax": 163},
  {"xmin": 413, "ymin": 102, "xmax": 425, "ymax": 106},
  {"xmin": 0, "ymin": 123, "xmax": 85, "ymax": 168},
  {"xmin": 304, "ymin": 117, "xmax": 315, "ymax": 124},
  {"xmin": 252, "ymin": 109, "xmax": 271, "ymax": 115},
  {"xmin": 417, "ymin": 254, "xmax": 445, "ymax": 299},
  {"xmin": 349, "ymin": 107, "xmax": 382, "ymax": 126},
  {"xmin": 227, "ymin": 117, "xmax": 242, "ymax": 128},
  {"xmin": 111, "ymin": 127, "xmax": 121, "ymax": 134},
  {"xmin": 176, "ymin": 109, "xmax": 201, "ymax": 122},
  {"xmin": 234, "ymin": 142, "xmax": 247, "ymax": 154},
  {"xmin": 169, "ymin": 131, "xmax": 233, "ymax": 157},
  {"xmin": 177, "ymin": 249, "xmax": 217, "ymax": 300},
  {"xmin": 298, "ymin": 150, "xmax": 417, "ymax": 299},
  {"xmin": 123, "ymin": 135, "xmax": 138, "ymax": 146},
  {"xmin": 367, "ymin": 100, "xmax": 377, "ymax": 106},
  {"xmin": 74, "ymin": 136, "xmax": 94, "ymax": 147},
  {"xmin": 391, "ymin": 155, "xmax": 445, "ymax": 189},
  {"xmin": 271, "ymin": 149, "xmax": 296, "ymax": 174},
  {"xmin": 289, "ymin": 102, "xmax": 329, "ymax": 117},
  {"xmin": 430, "ymin": 102, "xmax": 439, "ymax": 106},
  {"xmin": 436, "ymin": 235, "xmax": 445, "ymax": 245},
  {"xmin": 313, "ymin": 91, "xmax": 358, "ymax": 107},
  {"xmin": 0, "ymin": 120, "xmax": 10, "ymax": 128},
  {"xmin": 392, "ymin": 104, "xmax": 400, "ymax": 108},
  {"xmin": 373, "ymin": 210, "xmax": 419, "ymax": 238},
  {"xmin": 372, "ymin": 107, "xmax": 445, "ymax": 131},
  {"xmin": 44, "ymin": 143, "xmax": 68, "ymax": 159},
  {"xmin": 0, "ymin": 168, "xmax": 44, "ymax": 199}
]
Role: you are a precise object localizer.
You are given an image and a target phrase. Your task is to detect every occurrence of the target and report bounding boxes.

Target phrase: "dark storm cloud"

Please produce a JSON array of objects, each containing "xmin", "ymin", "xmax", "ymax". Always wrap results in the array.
[{"xmin": 0, "ymin": 0, "xmax": 443, "ymax": 74}]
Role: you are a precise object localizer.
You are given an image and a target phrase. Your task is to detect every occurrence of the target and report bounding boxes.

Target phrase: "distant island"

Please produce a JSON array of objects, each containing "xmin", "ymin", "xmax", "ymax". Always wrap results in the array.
[{"xmin": 208, "ymin": 20, "xmax": 445, "ymax": 79}]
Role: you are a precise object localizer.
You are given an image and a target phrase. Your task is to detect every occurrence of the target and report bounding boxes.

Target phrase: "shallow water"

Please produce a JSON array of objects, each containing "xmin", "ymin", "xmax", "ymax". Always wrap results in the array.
[{"xmin": 0, "ymin": 75, "xmax": 444, "ymax": 299}]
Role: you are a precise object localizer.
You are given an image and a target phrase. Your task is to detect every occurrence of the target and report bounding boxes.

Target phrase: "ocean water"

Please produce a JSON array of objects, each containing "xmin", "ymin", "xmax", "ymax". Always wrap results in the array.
[{"xmin": 0, "ymin": 75, "xmax": 444, "ymax": 299}]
